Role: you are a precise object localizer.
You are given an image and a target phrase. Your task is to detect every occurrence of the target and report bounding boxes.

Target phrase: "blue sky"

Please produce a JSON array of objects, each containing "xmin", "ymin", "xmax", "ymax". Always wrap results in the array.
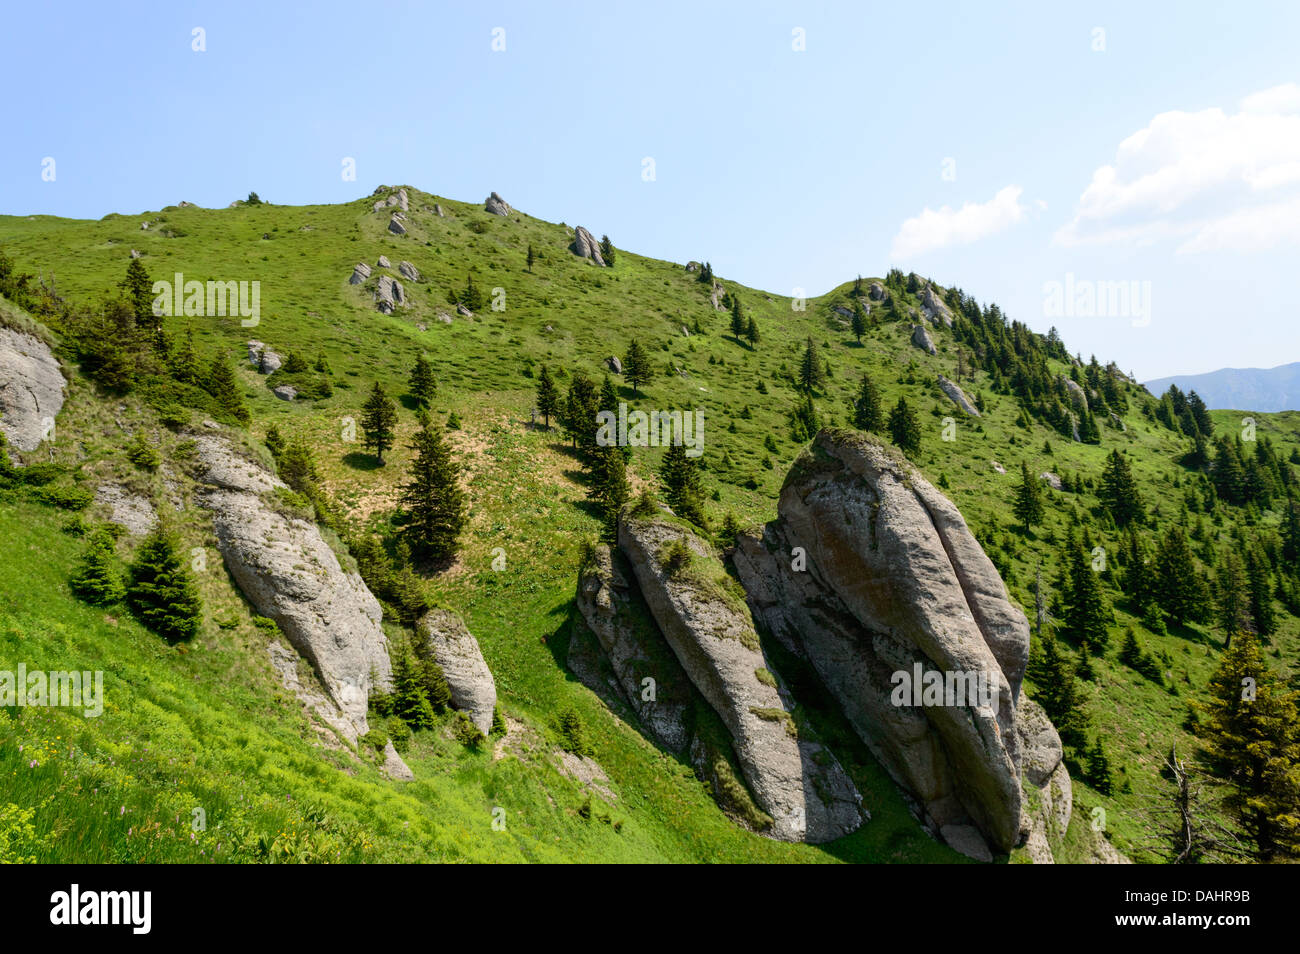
[{"xmin": 2, "ymin": 0, "xmax": 1297, "ymax": 380}]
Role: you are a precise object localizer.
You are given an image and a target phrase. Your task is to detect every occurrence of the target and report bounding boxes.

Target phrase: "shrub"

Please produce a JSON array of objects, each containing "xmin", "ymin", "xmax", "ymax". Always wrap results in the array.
[
  {"xmin": 557, "ymin": 707, "xmax": 592, "ymax": 757},
  {"xmin": 70, "ymin": 529, "xmax": 125, "ymax": 606},
  {"xmin": 452, "ymin": 712, "xmax": 485, "ymax": 747},
  {"xmin": 35, "ymin": 484, "xmax": 93, "ymax": 511}
]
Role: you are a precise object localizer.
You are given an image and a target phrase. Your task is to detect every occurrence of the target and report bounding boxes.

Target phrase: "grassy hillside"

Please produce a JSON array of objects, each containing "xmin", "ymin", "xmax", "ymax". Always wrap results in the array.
[{"xmin": 2, "ymin": 186, "xmax": 1297, "ymax": 863}]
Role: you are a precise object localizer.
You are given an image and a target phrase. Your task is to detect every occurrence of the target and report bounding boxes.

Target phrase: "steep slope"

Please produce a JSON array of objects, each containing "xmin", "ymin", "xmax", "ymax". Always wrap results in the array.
[{"xmin": 2, "ymin": 186, "xmax": 1298, "ymax": 863}]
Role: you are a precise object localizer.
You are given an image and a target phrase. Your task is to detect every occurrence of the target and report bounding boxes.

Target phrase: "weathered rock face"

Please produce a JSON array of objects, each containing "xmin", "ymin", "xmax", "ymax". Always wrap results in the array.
[
  {"xmin": 94, "ymin": 484, "xmax": 157, "ymax": 536},
  {"xmin": 375, "ymin": 275, "xmax": 405, "ymax": 313},
  {"xmin": 418, "ymin": 609, "xmax": 496, "ymax": 736},
  {"xmin": 573, "ymin": 545, "xmax": 691, "ymax": 753},
  {"xmin": 732, "ymin": 429, "xmax": 1031, "ymax": 856},
  {"xmin": 618, "ymin": 515, "xmax": 864, "ymax": 844},
  {"xmin": 376, "ymin": 255, "xmax": 392, "ymax": 269},
  {"xmin": 247, "ymin": 340, "xmax": 282, "ymax": 374},
  {"xmin": 382, "ymin": 741, "xmax": 414, "ymax": 780},
  {"xmin": 1039, "ymin": 471, "xmax": 1062, "ymax": 491},
  {"xmin": 605, "ymin": 355, "xmax": 623, "ymax": 375},
  {"xmin": 273, "ymin": 385, "xmax": 297, "ymax": 401},
  {"xmin": 1062, "ymin": 376, "xmax": 1089, "ymax": 412},
  {"xmin": 398, "ymin": 260, "xmax": 420, "ymax": 282},
  {"xmin": 938, "ymin": 374, "xmax": 980, "ymax": 416},
  {"xmin": 920, "ymin": 284, "xmax": 953, "ymax": 327},
  {"xmin": 869, "ymin": 281, "xmax": 886, "ymax": 301},
  {"xmin": 192, "ymin": 436, "xmax": 392, "ymax": 743},
  {"xmin": 348, "ymin": 262, "xmax": 372, "ymax": 285},
  {"xmin": 0, "ymin": 327, "xmax": 65, "ymax": 455},
  {"xmin": 387, "ymin": 216, "xmax": 406, "ymax": 236},
  {"xmin": 1016, "ymin": 697, "xmax": 1071, "ymax": 864},
  {"xmin": 911, "ymin": 323, "xmax": 936, "ymax": 355},
  {"xmin": 572, "ymin": 226, "xmax": 606, "ymax": 266},
  {"xmin": 484, "ymin": 192, "xmax": 511, "ymax": 215}
]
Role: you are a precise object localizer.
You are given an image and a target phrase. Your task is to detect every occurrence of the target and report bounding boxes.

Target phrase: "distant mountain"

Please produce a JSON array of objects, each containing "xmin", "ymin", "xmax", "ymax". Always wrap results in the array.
[{"xmin": 1144, "ymin": 362, "xmax": 1300, "ymax": 412}]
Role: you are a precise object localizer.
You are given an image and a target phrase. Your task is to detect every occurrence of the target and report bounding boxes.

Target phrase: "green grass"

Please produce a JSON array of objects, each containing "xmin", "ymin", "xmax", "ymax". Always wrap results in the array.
[{"xmin": 2, "ymin": 187, "xmax": 1298, "ymax": 863}]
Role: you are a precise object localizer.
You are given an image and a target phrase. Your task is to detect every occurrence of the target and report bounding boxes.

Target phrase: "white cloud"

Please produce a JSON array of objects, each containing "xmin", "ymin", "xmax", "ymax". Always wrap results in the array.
[
  {"xmin": 890, "ymin": 185, "xmax": 1027, "ymax": 259},
  {"xmin": 1055, "ymin": 83, "xmax": 1300, "ymax": 251}
]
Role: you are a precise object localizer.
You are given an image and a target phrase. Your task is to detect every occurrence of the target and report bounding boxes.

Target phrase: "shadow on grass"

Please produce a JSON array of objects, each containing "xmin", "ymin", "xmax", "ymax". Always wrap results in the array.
[{"xmin": 342, "ymin": 451, "xmax": 384, "ymax": 471}]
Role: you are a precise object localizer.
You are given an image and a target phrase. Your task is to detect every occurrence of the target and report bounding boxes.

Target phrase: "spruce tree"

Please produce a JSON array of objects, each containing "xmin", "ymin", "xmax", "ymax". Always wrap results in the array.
[
  {"xmin": 265, "ymin": 425, "xmax": 286, "ymax": 466},
  {"xmin": 624, "ymin": 339, "xmax": 652, "ymax": 395},
  {"xmin": 598, "ymin": 235, "xmax": 616, "ymax": 266},
  {"xmin": 126, "ymin": 526, "xmax": 202, "ymax": 642},
  {"xmin": 1244, "ymin": 545, "xmax": 1276, "ymax": 638},
  {"xmin": 660, "ymin": 442, "xmax": 706, "ymax": 528},
  {"xmin": 396, "ymin": 413, "xmax": 467, "ymax": 563},
  {"xmin": 526, "ymin": 244, "xmax": 535, "ymax": 272},
  {"xmin": 852, "ymin": 372, "xmax": 882, "ymax": 432},
  {"xmin": 1064, "ymin": 535, "xmax": 1111, "ymax": 651},
  {"xmin": 850, "ymin": 300, "xmax": 867, "ymax": 343},
  {"xmin": 391, "ymin": 641, "xmax": 437, "ymax": 730},
  {"xmin": 119, "ymin": 258, "xmax": 155, "ymax": 333},
  {"xmin": 744, "ymin": 315, "xmax": 760, "ymax": 346},
  {"xmin": 1154, "ymin": 525, "xmax": 1210, "ymax": 625},
  {"xmin": 798, "ymin": 337, "xmax": 824, "ymax": 393},
  {"xmin": 560, "ymin": 372, "xmax": 599, "ymax": 459},
  {"xmin": 361, "ymin": 381, "xmax": 398, "ymax": 464},
  {"xmin": 70, "ymin": 528, "xmax": 125, "ymax": 606},
  {"xmin": 1281, "ymin": 491, "xmax": 1300, "ymax": 565},
  {"xmin": 1215, "ymin": 548, "xmax": 1250, "ymax": 646},
  {"xmin": 1100, "ymin": 449, "xmax": 1143, "ymax": 527},
  {"xmin": 170, "ymin": 330, "xmax": 202, "ymax": 385},
  {"xmin": 206, "ymin": 352, "xmax": 249, "ymax": 426},
  {"xmin": 887, "ymin": 396, "xmax": 921, "ymax": 457},
  {"xmin": 1198, "ymin": 632, "xmax": 1300, "ymax": 860},
  {"xmin": 588, "ymin": 440, "xmax": 630, "ymax": 536},
  {"xmin": 535, "ymin": 364, "xmax": 559, "ymax": 428},
  {"xmin": 409, "ymin": 353, "xmax": 437, "ymax": 408},
  {"xmin": 729, "ymin": 294, "xmax": 746, "ymax": 340},
  {"xmin": 1013, "ymin": 460, "xmax": 1044, "ymax": 532}
]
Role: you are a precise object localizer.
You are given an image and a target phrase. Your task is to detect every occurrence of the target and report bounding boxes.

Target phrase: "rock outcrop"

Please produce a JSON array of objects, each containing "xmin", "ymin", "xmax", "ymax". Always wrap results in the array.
[
  {"xmin": 398, "ymin": 260, "xmax": 420, "ymax": 282},
  {"xmin": 938, "ymin": 374, "xmax": 980, "ymax": 416},
  {"xmin": 572, "ymin": 545, "xmax": 691, "ymax": 753},
  {"xmin": 605, "ymin": 355, "xmax": 623, "ymax": 375},
  {"xmin": 192, "ymin": 436, "xmax": 393, "ymax": 743},
  {"xmin": 484, "ymin": 192, "xmax": 511, "ymax": 216},
  {"xmin": 348, "ymin": 262, "xmax": 371, "ymax": 285},
  {"xmin": 732, "ymin": 429, "xmax": 1030, "ymax": 857},
  {"xmin": 375, "ymin": 275, "xmax": 405, "ymax": 314},
  {"xmin": 0, "ymin": 326, "xmax": 65, "ymax": 455},
  {"xmin": 418, "ymin": 609, "xmax": 497, "ymax": 736},
  {"xmin": 572, "ymin": 226, "xmax": 606, "ymax": 266},
  {"xmin": 1016, "ymin": 697, "xmax": 1072, "ymax": 864},
  {"xmin": 387, "ymin": 215, "xmax": 406, "ymax": 236},
  {"xmin": 920, "ymin": 284, "xmax": 953, "ymax": 327},
  {"xmin": 1062, "ymin": 376, "xmax": 1089, "ymax": 412},
  {"xmin": 377, "ymin": 255, "xmax": 392, "ymax": 269},
  {"xmin": 910, "ymin": 324, "xmax": 936, "ymax": 354},
  {"xmin": 618, "ymin": 514, "xmax": 864, "ymax": 843},
  {"xmin": 94, "ymin": 484, "xmax": 157, "ymax": 536},
  {"xmin": 246, "ymin": 340, "xmax": 282, "ymax": 374},
  {"xmin": 869, "ymin": 281, "xmax": 886, "ymax": 301}
]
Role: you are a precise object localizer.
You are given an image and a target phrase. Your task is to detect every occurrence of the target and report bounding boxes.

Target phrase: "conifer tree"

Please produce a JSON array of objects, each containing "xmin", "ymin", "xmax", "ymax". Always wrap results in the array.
[
  {"xmin": 1215, "ymin": 548, "xmax": 1250, "ymax": 646},
  {"xmin": 729, "ymin": 294, "xmax": 746, "ymax": 340},
  {"xmin": 887, "ymin": 395, "xmax": 921, "ymax": 457},
  {"xmin": 206, "ymin": 351, "xmax": 249, "ymax": 426},
  {"xmin": 361, "ymin": 381, "xmax": 398, "ymax": 464},
  {"xmin": 70, "ymin": 528, "xmax": 125, "ymax": 606},
  {"xmin": 560, "ymin": 372, "xmax": 599, "ymax": 459},
  {"xmin": 119, "ymin": 258, "xmax": 156, "ymax": 337},
  {"xmin": 1035, "ymin": 632, "xmax": 1089, "ymax": 756},
  {"xmin": 1154, "ymin": 525, "xmax": 1210, "ymax": 625},
  {"xmin": 624, "ymin": 339, "xmax": 652, "ymax": 395},
  {"xmin": 535, "ymin": 364, "xmax": 559, "ymax": 428},
  {"xmin": 850, "ymin": 300, "xmax": 867, "ymax": 343},
  {"xmin": 798, "ymin": 337, "xmax": 824, "ymax": 393},
  {"xmin": 126, "ymin": 526, "xmax": 202, "ymax": 642},
  {"xmin": 265, "ymin": 425, "xmax": 286, "ymax": 466},
  {"xmin": 1244, "ymin": 545, "xmax": 1276, "ymax": 638},
  {"xmin": 396, "ymin": 413, "xmax": 467, "ymax": 563},
  {"xmin": 526, "ymin": 244, "xmax": 535, "ymax": 272},
  {"xmin": 170, "ymin": 330, "xmax": 202, "ymax": 385},
  {"xmin": 599, "ymin": 235, "xmax": 616, "ymax": 267},
  {"xmin": 1013, "ymin": 460, "xmax": 1044, "ymax": 532},
  {"xmin": 409, "ymin": 353, "xmax": 437, "ymax": 408},
  {"xmin": 744, "ymin": 315, "xmax": 760, "ymax": 346},
  {"xmin": 660, "ymin": 442, "xmax": 707, "ymax": 528},
  {"xmin": 391, "ymin": 641, "xmax": 437, "ymax": 730},
  {"xmin": 1064, "ymin": 535, "xmax": 1111, "ymax": 651},
  {"xmin": 1198, "ymin": 632, "xmax": 1300, "ymax": 860},
  {"xmin": 852, "ymin": 372, "xmax": 882, "ymax": 432},
  {"xmin": 1099, "ymin": 449, "xmax": 1142, "ymax": 527}
]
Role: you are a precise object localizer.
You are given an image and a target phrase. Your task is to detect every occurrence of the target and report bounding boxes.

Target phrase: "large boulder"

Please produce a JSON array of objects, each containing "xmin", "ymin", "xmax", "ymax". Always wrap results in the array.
[
  {"xmin": 572, "ymin": 226, "xmax": 606, "ymax": 266},
  {"xmin": 938, "ymin": 374, "xmax": 980, "ymax": 416},
  {"xmin": 572, "ymin": 545, "xmax": 691, "ymax": 753},
  {"xmin": 484, "ymin": 192, "xmax": 511, "ymax": 215},
  {"xmin": 0, "ymin": 326, "xmax": 65, "ymax": 455},
  {"xmin": 868, "ymin": 281, "xmax": 887, "ymax": 301},
  {"xmin": 920, "ymin": 284, "xmax": 953, "ymax": 327},
  {"xmin": 246, "ymin": 340, "xmax": 282, "ymax": 374},
  {"xmin": 618, "ymin": 514, "xmax": 864, "ymax": 843},
  {"xmin": 418, "ymin": 609, "xmax": 497, "ymax": 736},
  {"xmin": 398, "ymin": 260, "xmax": 420, "ymax": 282},
  {"xmin": 192, "ymin": 436, "xmax": 393, "ymax": 743},
  {"xmin": 1061, "ymin": 376, "xmax": 1089, "ymax": 412},
  {"xmin": 911, "ymin": 324, "xmax": 936, "ymax": 355},
  {"xmin": 1016, "ymin": 697, "xmax": 1072, "ymax": 864},
  {"xmin": 375, "ymin": 275, "xmax": 405, "ymax": 314},
  {"xmin": 387, "ymin": 216, "xmax": 406, "ymax": 236},
  {"xmin": 732, "ymin": 429, "xmax": 1030, "ymax": 856},
  {"xmin": 348, "ymin": 262, "xmax": 371, "ymax": 285}
]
